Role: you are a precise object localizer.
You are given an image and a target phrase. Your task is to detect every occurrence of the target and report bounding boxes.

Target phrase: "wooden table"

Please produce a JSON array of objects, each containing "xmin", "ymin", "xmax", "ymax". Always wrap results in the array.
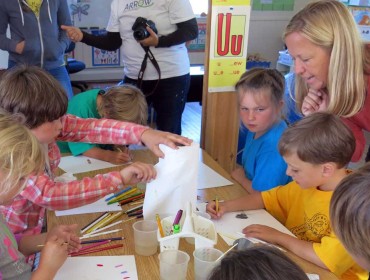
[{"xmin": 48, "ymin": 149, "xmax": 338, "ymax": 280}]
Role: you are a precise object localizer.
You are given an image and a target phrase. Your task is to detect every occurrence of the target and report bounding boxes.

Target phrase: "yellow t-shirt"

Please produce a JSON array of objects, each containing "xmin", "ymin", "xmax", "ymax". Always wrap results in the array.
[
  {"xmin": 261, "ymin": 181, "xmax": 368, "ymax": 280},
  {"xmin": 26, "ymin": 0, "xmax": 42, "ymax": 17}
]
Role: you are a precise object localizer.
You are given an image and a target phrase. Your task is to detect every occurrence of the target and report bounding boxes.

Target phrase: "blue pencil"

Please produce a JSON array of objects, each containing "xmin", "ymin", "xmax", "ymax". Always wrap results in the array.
[
  {"xmin": 105, "ymin": 186, "xmax": 131, "ymax": 201},
  {"xmin": 80, "ymin": 237, "xmax": 124, "ymax": 244}
]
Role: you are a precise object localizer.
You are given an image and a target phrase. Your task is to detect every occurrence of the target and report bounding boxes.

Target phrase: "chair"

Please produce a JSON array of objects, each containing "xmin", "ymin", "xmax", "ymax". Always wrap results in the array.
[{"xmin": 65, "ymin": 42, "xmax": 88, "ymax": 93}]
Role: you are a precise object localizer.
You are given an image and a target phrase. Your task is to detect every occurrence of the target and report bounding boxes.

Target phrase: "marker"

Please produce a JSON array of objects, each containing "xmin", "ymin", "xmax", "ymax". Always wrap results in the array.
[
  {"xmin": 173, "ymin": 209, "xmax": 183, "ymax": 225},
  {"xmin": 173, "ymin": 224, "xmax": 180, "ymax": 234},
  {"xmin": 156, "ymin": 214, "xmax": 165, "ymax": 238}
]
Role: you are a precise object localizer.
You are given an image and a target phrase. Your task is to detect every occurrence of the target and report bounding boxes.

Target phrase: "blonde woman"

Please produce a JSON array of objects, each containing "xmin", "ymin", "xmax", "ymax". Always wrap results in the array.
[{"xmin": 283, "ymin": 0, "xmax": 370, "ymax": 162}]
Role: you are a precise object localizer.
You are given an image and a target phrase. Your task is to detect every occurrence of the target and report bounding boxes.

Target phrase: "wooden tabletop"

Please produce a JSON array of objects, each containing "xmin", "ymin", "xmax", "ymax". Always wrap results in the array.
[{"xmin": 48, "ymin": 149, "xmax": 338, "ymax": 280}]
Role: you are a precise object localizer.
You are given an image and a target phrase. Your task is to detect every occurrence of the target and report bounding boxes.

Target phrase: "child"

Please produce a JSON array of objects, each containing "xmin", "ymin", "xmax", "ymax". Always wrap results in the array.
[
  {"xmin": 0, "ymin": 65, "xmax": 190, "ymax": 236},
  {"xmin": 330, "ymin": 163, "xmax": 370, "ymax": 271},
  {"xmin": 233, "ymin": 68, "xmax": 291, "ymax": 193},
  {"xmin": 207, "ymin": 112, "xmax": 368, "ymax": 279},
  {"xmin": 0, "ymin": 112, "xmax": 81, "ymax": 279},
  {"xmin": 58, "ymin": 85, "xmax": 148, "ymax": 164},
  {"xmin": 208, "ymin": 246, "xmax": 309, "ymax": 280}
]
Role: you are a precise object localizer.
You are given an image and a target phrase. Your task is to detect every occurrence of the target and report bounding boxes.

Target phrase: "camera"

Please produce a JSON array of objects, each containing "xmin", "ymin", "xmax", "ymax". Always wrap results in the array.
[{"xmin": 132, "ymin": 17, "xmax": 158, "ymax": 41}]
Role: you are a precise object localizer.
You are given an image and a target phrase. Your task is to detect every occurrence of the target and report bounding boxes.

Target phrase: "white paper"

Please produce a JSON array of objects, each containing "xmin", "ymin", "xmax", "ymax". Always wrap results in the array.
[
  {"xmin": 59, "ymin": 155, "xmax": 118, "ymax": 174},
  {"xmin": 143, "ymin": 142, "xmax": 199, "ymax": 219},
  {"xmin": 213, "ymin": 209, "xmax": 296, "ymax": 245},
  {"xmin": 55, "ymin": 195, "xmax": 122, "ymax": 216},
  {"xmin": 197, "ymin": 162, "xmax": 233, "ymax": 189},
  {"xmin": 55, "ymin": 256, "xmax": 138, "ymax": 280}
]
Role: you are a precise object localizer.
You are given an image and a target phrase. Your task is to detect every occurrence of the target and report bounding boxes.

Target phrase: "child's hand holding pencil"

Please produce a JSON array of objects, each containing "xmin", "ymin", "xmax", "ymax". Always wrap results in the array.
[
  {"xmin": 206, "ymin": 198, "xmax": 226, "ymax": 220},
  {"xmin": 46, "ymin": 224, "xmax": 81, "ymax": 254}
]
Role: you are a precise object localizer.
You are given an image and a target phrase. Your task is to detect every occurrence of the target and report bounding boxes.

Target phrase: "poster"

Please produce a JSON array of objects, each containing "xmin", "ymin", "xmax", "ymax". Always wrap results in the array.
[
  {"xmin": 91, "ymin": 29, "xmax": 120, "ymax": 66},
  {"xmin": 208, "ymin": 1, "xmax": 250, "ymax": 92},
  {"xmin": 187, "ymin": 17, "xmax": 207, "ymax": 52},
  {"xmin": 350, "ymin": 6, "xmax": 370, "ymax": 42}
]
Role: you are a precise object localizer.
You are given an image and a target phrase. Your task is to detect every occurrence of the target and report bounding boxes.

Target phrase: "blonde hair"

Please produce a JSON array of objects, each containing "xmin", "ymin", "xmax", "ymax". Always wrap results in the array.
[
  {"xmin": 330, "ymin": 163, "xmax": 370, "ymax": 263},
  {"xmin": 98, "ymin": 85, "xmax": 148, "ymax": 125},
  {"xmin": 283, "ymin": 0, "xmax": 366, "ymax": 117},
  {"xmin": 278, "ymin": 112, "xmax": 355, "ymax": 167},
  {"xmin": 0, "ymin": 112, "xmax": 44, "ymax": 199}
]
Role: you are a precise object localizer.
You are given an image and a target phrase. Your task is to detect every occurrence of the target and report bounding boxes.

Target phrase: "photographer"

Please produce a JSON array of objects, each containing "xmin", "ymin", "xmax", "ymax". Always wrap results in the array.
[{"xmin": 62, "ymin": 0, "xmax": 198, "ymax": 135}]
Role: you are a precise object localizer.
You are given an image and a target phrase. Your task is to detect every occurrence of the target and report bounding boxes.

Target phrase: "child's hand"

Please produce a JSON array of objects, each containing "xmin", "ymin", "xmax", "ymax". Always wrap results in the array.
[
  {"xmin": 120, "ymin": 162, "xmax": 156, "ymax": 185},
  {"xmin": 140, "ymin": 129, "xmax": 192, "ymax": 158},
  {"xmin": 38, "ymin": 236, "xmax": 69, "ymax": 277},
  {"xmin": 242, "ymin": 224, "xmax": 284, "ymax": 245},
  {"xmin": 301, "ymin": 88, "xmax": 329, "ymax": 116},
  {"xmin": 61, "ymin": 25, "xmax": 84, "ymax": 42},
  {"xmin": 108, "ymin": 150, "xmax": 132, "ymax": 165},
  {"xmin": 206, "ymin": 201, "xmax": 227, "ymax": 219},
  {"xmin": 47, "ymin": 224, "xmax": 81, "ymax": 253}
]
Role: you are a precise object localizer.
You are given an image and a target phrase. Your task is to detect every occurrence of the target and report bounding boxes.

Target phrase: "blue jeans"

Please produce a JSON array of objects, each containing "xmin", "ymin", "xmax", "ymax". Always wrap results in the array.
[
  {"xmin": 124, "ymin": 74, "xmax": 190, "ymax": 135},
  {"xmin": 8, "ymin": 61, "xmax": 73, "ymax": 100}
]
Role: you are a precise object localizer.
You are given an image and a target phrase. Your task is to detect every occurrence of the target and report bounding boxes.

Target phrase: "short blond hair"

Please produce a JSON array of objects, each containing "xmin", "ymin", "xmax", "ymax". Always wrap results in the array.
[
  {"xmin": 283, "ymin": 0, "xmax": 366, "ymax": 117},
  {"xmin": 0, "ymin": 111, "xmax": 44, "ymax": 199},
  {"xmin": 98, "ymin": 85, "xmax": 148, "ymax": 125},
  {"xmin": 330, "ymin": 163, "xmax": 370, "ymax": 265},
  {"xmin": 278, "ymin": 112, "xmax": 355, "ymax": 167}
]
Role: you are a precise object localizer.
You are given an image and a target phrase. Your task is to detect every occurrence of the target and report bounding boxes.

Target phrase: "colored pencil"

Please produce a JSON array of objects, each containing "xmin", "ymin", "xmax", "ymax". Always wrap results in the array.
[
  {"xmin": 84, "ymin": 212, "xmax": 115, "ymax": 234},
  {"xmin": 79, "ymin": 240, "xmax": 111, "ymax": 252},
  {"xmin": 83, "ymin": 220, "xmax": 122, "ymax": 237},
  {"xmin": 105, "ymin": 186, "xmax": 131, "ymax": 201},
  {"xmin": 85, "ymin": 211, "xmax": 123, "ymax": 234},
  {"xmin": 81, "ymin": 237, "xmax": 124, "ymax": 245},
  {"xmin": 125, "ymin": 204, "xmax": 143, "ymax": 214},
  {"xmin": 107, "ymin": 188, "xmax": 138, "ymax": 204},
  {"xmin": 37, "ymin": 242, "xmax": 68, "ymax": 247},
  {"xmin": 127, "ymin": 210, "xmax": 143, "ymax": 217},
  {"xmin": 119, "ymin": 193, "xmax": 145, "ymax": 206},
  {"xmin": 70, "ymin": 244, "xmax": 123, "ymax": 257},
  {"xmin": 81, "ymin": 228, "xmax": 123, "ymax": 239},
  {"xmin": 80, "ymin": 212, "xmax": 110, "ymax": 234}
]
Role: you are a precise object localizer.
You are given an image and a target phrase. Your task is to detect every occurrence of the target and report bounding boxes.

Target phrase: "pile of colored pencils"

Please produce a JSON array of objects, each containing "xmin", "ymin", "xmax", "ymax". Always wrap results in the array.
[
  {"xmin": 71, "ymin": 237, "xmax": 125, "ymax": 257},
  {"xmin": 105, "ymin": 186, "xmax": 145, "ymax": 206}
]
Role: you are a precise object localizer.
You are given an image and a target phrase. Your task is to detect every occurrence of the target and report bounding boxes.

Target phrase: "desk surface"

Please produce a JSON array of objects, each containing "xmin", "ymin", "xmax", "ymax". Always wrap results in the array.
[{"xmin": 48, "ymin": 149, "xmax": 338, "ymax": 280}]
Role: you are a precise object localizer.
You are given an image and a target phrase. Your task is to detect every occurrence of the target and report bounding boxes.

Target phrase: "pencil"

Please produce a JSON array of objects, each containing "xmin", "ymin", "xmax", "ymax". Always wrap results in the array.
[
  {"xmin": 156, "ymin": 214, "xmax": 165, "ymax": 238},
  {"xmin": 81, "ymin": 228, "xmax": 123, "ymax": 239},
  {"xmin": 79, "ymin": 240, "xmax": 111, "ymax": 252},
  {"xmin": 37, "ymin": 242, "xmax": 68, "ymax": 247},
  {"xmin": 125, "ymin": 204, "xmax": 143, "ymax": 214},
  {"xmin": 70, "ymin": 244, "xmax": 123, "ymax": 257},
  {"xmin": 84, "ymin": 212, "xmax": 114, "ymax": 234},
  {"xmin": 105, "ymin": 186, "xmax": 131, "ymax": 201},
  {"xmin": 80, "ymin": 212, "xmax": 109, "ymax": 234},
  {"xmin": 83, "ymin": 220, "xmax": 122, "ymax": 237},
  {"xmin": 81, "ymin": 237, "xmax": 124, "ymax": 245}
]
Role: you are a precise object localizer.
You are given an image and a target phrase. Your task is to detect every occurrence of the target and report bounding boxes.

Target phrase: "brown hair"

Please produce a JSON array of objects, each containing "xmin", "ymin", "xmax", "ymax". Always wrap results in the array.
[
  {"xmin": 98, "ymin": 84, "xmax": 148, "ymax": 125},
  {"xmin": 235, "ymin": 68, "xmax": 285, "ymax": 111},
  {"xmin": 208, "ymin": 246, "xmax": 308, "ymax": 280},
  {"xmin": 330, "ymin": 163, "xmax": 370, "ymax": 264},
  {"xmin": 283, "ymin": 0, "xmax": 366, "ymax": 117},
  {"xmin": 278, "ymin": 112, "xmax": 355, "ymax": 167},
  {"xmin": 0, "ymin": 65, "xmax": 68, "ymax": 129}
]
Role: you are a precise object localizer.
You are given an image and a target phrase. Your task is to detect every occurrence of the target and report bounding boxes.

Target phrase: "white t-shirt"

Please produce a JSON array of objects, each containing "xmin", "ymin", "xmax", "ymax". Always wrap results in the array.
[{"xmin": 107, "ymin": 0, "xmax": 195, "ymax": 80}]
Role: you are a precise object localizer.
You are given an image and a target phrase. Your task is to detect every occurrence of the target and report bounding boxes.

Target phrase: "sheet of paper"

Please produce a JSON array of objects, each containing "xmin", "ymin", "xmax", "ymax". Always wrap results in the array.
[
  {"xmin": 59, "ymin": 155, "xmax": 118, "ymax": 174},
  {"xmin": 213, "ymin": 209, "xmax": 296, "ymax": 245},
  {"xmin": 197, "ymin": 162, "xmax": 233, "ymax": 189},
  {"xmin": 55, "ymin": 195, "xmax": 122, "ymax": 216},
  {"xmin": 143, "ymin": 142, "xmax": 199, "ymax": 219},
  {"xmin": 55, "ymin": 255, "xmax": 138, "ymax": 280}
]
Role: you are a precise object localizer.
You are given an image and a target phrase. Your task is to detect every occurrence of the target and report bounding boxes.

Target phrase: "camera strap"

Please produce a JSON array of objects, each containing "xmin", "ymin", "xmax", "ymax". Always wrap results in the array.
[{"xmin": 137, "ymin": 45, "xmax": 161, "ymax": 96}]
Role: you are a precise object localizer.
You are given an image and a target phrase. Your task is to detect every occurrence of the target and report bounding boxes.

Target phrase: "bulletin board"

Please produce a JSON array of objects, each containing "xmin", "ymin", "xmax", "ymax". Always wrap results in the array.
[{"xmin": 252, "ymin": 0, "xmax": 294, "ymax": 11}]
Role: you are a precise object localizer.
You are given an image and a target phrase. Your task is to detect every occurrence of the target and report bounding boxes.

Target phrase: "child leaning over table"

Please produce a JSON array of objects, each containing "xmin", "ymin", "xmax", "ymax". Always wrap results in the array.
[
  {"xmin": 330, "ymin": 163, "xmax": 370, "ymax": 272},
  {"xmin": 232, "ymin": 68, "xmax": 291, "ymax": 193},
  {"xmin": 207, "ymin": 112, "xmax": 368, "ymax": 279},
  {"xmin": 0, "ymin": 112, "xmax": 81, "ymax": 280},
  {"xmin": 0, "ymin": 65, "xmax": 191, "ymax": 236},
  {"xmin": 58, "ymin": 84, "xmax": 148, "ymax": 164}
]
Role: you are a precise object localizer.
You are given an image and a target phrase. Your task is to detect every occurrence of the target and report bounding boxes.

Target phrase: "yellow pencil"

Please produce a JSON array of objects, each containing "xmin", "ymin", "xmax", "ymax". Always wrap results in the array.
[
  {"xmin": 85, "ymin": 212, "xmax": 114, "ymax": 234},
  {"xmin": 156, "ymin": 214, "xmax": 165, "ymax": 238}
]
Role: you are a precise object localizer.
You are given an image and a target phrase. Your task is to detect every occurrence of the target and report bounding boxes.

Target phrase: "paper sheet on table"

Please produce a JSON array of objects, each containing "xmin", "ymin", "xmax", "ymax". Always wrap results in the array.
[
  {"xmin": 55, "ymin": 256, "xmax": 138, "ymax": 280},
  {"xmin": 59, "ymin": 155, "xmax": 118, "ymax": 174},
  {"xmin": 143, "ymin": 142, "xmax": 199, "ymax": 220},
  {"xmin": 197, "ymin": 162, "xmax": 233, "ymax": 189},
  {"xmin": 55, "ymin": 195, "xmax": 122, "ymax": 216},
  {"xmin": 213, "ymin": 209, "xmax": 296, "ymax": 245}
]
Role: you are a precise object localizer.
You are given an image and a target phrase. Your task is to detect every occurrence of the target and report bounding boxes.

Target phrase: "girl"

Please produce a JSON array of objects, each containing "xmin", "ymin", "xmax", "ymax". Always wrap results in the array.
[
  {"xmin": 0, "ymin": 112, "xmax": 81, "ymax": 279},
  {"xmin": 232, "ymin": 68, "xmax": 291, "ymax": 193}
]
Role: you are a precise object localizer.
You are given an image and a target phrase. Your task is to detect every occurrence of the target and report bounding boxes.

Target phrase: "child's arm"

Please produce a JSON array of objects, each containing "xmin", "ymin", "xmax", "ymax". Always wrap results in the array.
[
  {"xmin": 206, "ymin": 193, "xmax": 264, "ymax": 219},
  {"xmin": 18, "ymin": 224, "xmax": 81, "ymax": 256},
  {"xmin": 83, "ymin": 147, "xmax": 132, "ymax": 164},
  {"xmin": 242, "ymin": 225, "xmax": 328, "ymax": 269},
  {"xmin": 231, "ymin": 166, "xmax": 254, "ymax": 193}
]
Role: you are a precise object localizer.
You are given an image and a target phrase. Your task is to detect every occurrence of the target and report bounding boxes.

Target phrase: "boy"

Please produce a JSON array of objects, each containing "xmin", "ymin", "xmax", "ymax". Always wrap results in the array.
[
  {"xmin": 207, "ymin": 112, "xmax": 368, "ymax": 279},
  {"xmin": 330, "ymin": 163, "xmax": 370, "ymax": 272},
  {"xmin": 0, "ymin": 65, "xmax": 191, "ymax": 236},
  {"xmin": 58, "ymin": 85, "xmax": 148, "ymax": 164}
]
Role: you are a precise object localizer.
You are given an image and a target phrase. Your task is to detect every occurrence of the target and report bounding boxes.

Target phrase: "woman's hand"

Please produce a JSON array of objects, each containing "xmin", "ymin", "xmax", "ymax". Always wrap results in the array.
[{"xmin": 301, "ymin": 88, "xmax": 329, "ymax": 116}]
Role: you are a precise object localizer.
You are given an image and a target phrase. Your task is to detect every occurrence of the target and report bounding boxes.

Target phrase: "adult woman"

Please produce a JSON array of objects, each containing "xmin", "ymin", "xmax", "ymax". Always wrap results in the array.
[
  {"xmin": 61, "ymin": 0, "xmax": 198, "ymax": 135},
  {"xmin": 283, "ymin": 0, "xmax": 370, "ymax": 162}
]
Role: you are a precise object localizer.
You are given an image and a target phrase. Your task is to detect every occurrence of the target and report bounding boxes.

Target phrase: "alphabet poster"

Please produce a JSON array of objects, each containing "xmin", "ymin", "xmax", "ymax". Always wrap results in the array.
[{"xmin": 208, "ymin": 1, "xmax": 251, "ymax": 92}]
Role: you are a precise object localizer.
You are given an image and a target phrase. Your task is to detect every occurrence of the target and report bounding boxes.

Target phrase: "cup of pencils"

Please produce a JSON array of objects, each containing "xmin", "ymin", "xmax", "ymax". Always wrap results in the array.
[{"xmin": 132, "ymin": 220, "xmax": 158, "ymax": 256}]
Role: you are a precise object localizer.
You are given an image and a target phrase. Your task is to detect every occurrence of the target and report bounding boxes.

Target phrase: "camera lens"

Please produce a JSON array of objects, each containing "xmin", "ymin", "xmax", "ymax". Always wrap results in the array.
[{"xmin": 133, "ymin": 28, "xmax": 149, "ymax": 40}]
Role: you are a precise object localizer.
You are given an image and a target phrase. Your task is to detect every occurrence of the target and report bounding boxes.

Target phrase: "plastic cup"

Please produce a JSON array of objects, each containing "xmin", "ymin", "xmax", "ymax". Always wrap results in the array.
[
  {"xmin": 159, "ymin": 250, "xmax": 190, "ymax": 280},
  {"xmin": 193, "ymin": 247, "xmax": 223, "ymax": 280},
  {"xmin": 132, "ymin": 220, "xmax": 158, "ymax": 256}
]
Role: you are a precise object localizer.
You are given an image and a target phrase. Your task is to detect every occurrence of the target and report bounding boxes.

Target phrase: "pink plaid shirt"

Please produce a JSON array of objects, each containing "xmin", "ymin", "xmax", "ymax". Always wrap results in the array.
[{"xmin": 1, "ymin": 115, "xmax": 149, "ymax": 235}]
